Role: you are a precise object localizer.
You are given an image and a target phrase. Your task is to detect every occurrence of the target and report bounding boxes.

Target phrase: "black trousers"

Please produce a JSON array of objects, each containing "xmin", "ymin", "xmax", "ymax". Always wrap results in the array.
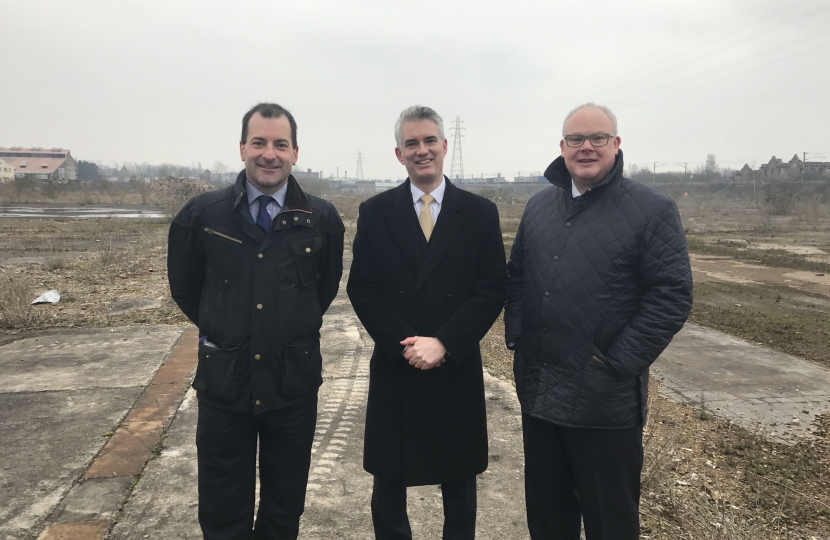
[
  {"xmin": 371, "ymin": 475, "xmax": 477, "ymax": 540},
  {"xmin": 196, "ymin": 395, "xmax": 317, "ymax": 540},
  {"xmin": 521, "ymin": 414, "xmax": 643, "ymax": 540}
]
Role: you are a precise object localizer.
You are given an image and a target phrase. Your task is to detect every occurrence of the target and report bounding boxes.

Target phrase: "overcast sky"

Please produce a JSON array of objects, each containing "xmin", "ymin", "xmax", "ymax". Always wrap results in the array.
[{"xmin": 3, "ymin": 0, "xmax": 829, "ymax": 180}]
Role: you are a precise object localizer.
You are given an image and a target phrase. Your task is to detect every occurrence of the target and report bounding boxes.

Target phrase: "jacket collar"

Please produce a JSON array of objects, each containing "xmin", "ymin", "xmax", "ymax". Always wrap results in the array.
[
  {"xmin": 543, "ymin": 149, "xmax": 625, "ymax": 194},
  {"xmin": 232, "ymin": 170, "xmax": 312, "ymax": 214}
]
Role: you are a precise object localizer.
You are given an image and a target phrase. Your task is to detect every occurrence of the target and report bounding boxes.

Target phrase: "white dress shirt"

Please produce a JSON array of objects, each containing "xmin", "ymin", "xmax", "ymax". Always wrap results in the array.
[
  {"xmin": 410, "ymin": 178, "xmax": 446, "ymax": 225},
  {"xmin": 571, "ymin": 180, "xmax": 591, "ymax": 198}
]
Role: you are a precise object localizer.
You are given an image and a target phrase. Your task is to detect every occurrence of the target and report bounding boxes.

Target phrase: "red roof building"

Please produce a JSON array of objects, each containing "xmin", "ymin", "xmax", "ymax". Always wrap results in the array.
[{"xmin": 0, "ymin": 147, "xmax": 77, "ymax": 182}]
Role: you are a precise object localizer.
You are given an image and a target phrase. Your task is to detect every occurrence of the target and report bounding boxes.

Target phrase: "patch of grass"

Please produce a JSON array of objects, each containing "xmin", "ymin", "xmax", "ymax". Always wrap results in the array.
[
  {"xmin": 0, "ymin": 270, "xmax": 39, "ymax": 328},
  {"xmin": 690, "ymin": 281, "xmax": 830, "ymax": 368},
  {"xmin": 687, "ymin": 237, "xmax": 830, "ymax": 274}
]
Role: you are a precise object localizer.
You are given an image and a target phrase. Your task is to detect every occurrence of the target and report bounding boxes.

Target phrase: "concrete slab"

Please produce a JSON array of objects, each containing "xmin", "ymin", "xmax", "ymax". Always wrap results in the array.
[
  {"xmin": 50, "ymin": 477, "xmax": 133, "ymax": 524},
  {"xmin": 0, "ymin": 388, "xmax": 142, "ymax": 540},
  {"xmin": 109, "ymin": 302, "xmax": 531, "ymax": 539},
  {"xmin": 654, "ymin": 322, "xmax": 830, "ymax": 442},
  {"xmin": 0, "ymin": 326, "xmax": 184, "ymax": 540},
  {"xmin": 0, "ymin": 327, "xmax": 184, "ymax": 393}
]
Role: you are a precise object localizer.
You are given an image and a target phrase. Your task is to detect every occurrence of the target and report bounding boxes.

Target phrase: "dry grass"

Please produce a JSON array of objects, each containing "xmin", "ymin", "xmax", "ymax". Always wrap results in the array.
[{"xmin": 0, "ymin": 270, "xmax": 39, "ymax": 328}]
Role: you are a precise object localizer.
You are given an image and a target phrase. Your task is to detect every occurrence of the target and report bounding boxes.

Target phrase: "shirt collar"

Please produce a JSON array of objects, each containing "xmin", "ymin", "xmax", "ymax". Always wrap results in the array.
[
  {"xmin": 410, "ymin": 177, "xmax": 446, "ymax": 205},
  {"xmin": 571, "ymin": 180, "xmax": 589, "ymax": 198},
  {"xmin": 245, "ymin": 180, "xmax": 288, "ymax": 208}
]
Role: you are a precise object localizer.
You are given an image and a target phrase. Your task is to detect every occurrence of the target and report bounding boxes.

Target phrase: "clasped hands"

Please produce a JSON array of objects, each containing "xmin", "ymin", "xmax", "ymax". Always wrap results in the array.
[{"xmin": 400, "ymin": 336, "xmax": 447, "ymax": 370}]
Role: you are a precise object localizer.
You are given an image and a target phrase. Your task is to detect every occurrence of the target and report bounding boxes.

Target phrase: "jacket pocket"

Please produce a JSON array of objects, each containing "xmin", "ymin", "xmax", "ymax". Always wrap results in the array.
[
  {"xmin": 577, "ymin": 347, "xmax": 639, "ymax": 426},
  {"xmin": 280, "ymin": 337, "xmax": 323, "ymax": 396},
  {"xmin": 288, "ymin": 235, "xmax": 323, "ymax": 286},
  {"xmin": 192, "ymin": 342, "xmax": 240, "ymax": 403}
]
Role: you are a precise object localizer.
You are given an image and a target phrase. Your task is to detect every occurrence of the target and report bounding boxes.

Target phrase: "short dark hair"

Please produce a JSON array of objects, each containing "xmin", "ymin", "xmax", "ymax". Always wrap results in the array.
[{"xmin": 241, "ymin": 103, "xmax": 297, "ymax": 147}]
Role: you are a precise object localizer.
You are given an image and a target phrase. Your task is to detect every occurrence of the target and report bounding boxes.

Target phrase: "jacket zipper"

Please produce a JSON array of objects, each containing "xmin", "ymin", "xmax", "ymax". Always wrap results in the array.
[{"xmin": 203, "ymin": 227, "xmax": 243, "ymax": 244}]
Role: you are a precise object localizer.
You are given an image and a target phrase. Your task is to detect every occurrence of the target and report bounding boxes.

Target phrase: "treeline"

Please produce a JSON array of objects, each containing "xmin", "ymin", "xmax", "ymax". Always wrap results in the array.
[{"xmin": 77, "ymin": 160, "xmax": 237, "ymax": 184}]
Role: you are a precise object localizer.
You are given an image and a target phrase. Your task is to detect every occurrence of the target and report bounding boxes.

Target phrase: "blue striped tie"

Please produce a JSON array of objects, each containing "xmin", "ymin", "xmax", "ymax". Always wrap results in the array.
[{"xmin": 256, "ymin": 195, "xmax": 274, "ymax": 232}]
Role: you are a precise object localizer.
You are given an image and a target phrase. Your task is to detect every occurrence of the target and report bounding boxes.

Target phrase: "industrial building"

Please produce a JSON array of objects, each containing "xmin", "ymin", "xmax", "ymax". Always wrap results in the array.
[{"xmin": 0, "ymin": 147, "xmax": 77, "ymax": 182}]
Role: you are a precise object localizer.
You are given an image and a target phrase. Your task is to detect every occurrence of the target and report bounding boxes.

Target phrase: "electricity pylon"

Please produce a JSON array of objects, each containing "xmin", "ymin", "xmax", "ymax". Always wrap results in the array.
[
  {"xmin": 356, "ymin": 151, "xmax": 365, "ymax": 180},
  {"xmin": 449, "ymin": 116, "xmax": 465, "ymax": 179}
]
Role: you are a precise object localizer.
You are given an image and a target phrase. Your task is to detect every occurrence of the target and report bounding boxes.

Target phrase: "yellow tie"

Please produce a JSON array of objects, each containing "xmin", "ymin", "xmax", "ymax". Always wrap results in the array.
[{"xmin": 419, "ymin": 194, "xmax": 435, "ymax": 241}]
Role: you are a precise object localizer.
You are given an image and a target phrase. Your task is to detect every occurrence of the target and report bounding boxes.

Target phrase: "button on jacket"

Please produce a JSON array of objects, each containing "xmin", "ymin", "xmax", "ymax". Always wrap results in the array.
[
  {"xmin": 168, "ymin": 172, "xmax": 344, "ymax": 414},
  {"xmin": 504, "ymin": 150, "xmax": 693, "ymax": 428}
]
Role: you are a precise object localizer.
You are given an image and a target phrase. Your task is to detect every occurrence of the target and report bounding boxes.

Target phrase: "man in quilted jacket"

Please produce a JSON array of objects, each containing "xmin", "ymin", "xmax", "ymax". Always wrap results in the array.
[{"xmin": 504, "ymin": 103, "xmax": 693, "ymax": 540}]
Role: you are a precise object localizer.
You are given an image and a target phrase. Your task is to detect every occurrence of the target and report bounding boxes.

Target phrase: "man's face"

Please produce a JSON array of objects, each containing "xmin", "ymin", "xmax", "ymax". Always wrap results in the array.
[
  {"xmin": 560, "ymin": 107, "xmax": 621, "ymax": 188},
  {"xmin": 395, "ymin": 119, "xmax": 448, "ymax": 189},
  {"xmin": 239, "ymin": 113, "xmax": 298, "ymax": 194}
]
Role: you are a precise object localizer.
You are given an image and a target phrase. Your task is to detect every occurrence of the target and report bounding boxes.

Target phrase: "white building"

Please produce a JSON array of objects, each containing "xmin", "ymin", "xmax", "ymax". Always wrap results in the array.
[{"xmin": 0, "ymin": 159, "xmax": 14, "ymax": 182}]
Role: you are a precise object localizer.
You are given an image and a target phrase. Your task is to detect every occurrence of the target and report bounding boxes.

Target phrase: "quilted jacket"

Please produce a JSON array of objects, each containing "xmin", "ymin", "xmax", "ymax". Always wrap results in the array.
[{"xmin": 504, "ymin": 150, "xmax": 693, "ymax": 428}]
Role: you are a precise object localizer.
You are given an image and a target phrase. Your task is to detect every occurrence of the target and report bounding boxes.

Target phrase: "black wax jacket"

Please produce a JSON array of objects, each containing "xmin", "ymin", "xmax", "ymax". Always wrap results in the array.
[
  {"xmin": 347, "ymin": 178, "xmax": 507, "ymax": 486},
  {"xmin": 504, "ymin": 151, "xmax": 692, "ymax": 428},
  {"xmin": 168, "ymin": 172, "xmax": 344, "ymax": 414}
]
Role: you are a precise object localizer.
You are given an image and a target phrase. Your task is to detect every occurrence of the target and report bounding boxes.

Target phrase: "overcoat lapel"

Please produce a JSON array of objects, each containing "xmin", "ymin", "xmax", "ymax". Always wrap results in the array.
[
  {"xmin": 413, "ymin": 179, "xmax": 464, "ymax": 293},
  {"xmin": 384, "ymin": 181, "xmax": 424, "ymax": 277}
]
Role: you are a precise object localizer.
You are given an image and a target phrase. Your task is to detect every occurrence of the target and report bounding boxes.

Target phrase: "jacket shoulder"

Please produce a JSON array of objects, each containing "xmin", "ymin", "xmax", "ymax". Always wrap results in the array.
[
  {"xmin": 524, "ymin": 185, "xmax": 562, "ymax": 213},
  {"xmin": 172, "ymin": 185, "xmax": 235, "ymax": 226},
  {"xmin": 618, "ymin": 178, "xmax": 679, "ymax": 213}
]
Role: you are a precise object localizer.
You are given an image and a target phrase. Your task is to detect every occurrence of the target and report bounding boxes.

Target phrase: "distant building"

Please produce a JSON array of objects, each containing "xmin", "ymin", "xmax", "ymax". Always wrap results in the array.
[
  {"xmin": 743, "ymin": 154, "xmax": 830, "ymax": 181},
  {"xmin": 0, "ymin": 159, "xmax": 14, "ymax": 182},
  {"xmin": 0, "ymin": 147, "xmax": 77, "ymax": 182},
  {"xmin": 374, "ymin": 180, "xmax": 402, "ymax": 192},
  {"xmin": 457, "ymin": 174, "xmax": 507, "ymax": 184},
  {"xmin": 293, "ymin": 168, "xmax": 321, "ymax": 182},
  {"xmin": 200, "ymin": 169, "xmax": 212, "ymax": 183},
  {"xmin": 514, "ymin": 174, "xmax": 546, "ymax": 183},
  {"xmin": 355, "ymin": 181, "xmax": 376, "ymax": 194}
]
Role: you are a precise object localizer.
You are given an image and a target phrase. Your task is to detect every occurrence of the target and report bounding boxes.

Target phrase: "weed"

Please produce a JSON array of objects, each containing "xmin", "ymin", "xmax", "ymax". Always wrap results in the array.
[
  {"xmin": 697, "ymin": 392, "xmax": 711, "ymax": 421},
  {"xmin": 0, "ymin": 271, "xmax": 39, "ymax": 328}
]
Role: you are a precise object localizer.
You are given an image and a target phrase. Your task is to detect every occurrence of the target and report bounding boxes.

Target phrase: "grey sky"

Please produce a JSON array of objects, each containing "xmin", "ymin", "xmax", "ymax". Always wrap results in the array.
[{"xmin": 3, "ymin": 0, "xmax": 829, "ymax": 180}]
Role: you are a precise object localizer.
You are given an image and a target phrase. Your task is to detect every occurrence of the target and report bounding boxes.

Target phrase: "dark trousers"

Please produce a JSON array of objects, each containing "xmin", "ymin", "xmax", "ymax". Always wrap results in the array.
[
  {"xmin": 196, "ymin": 395, "xmax": 318, "ymax": 540},
  {"xmin": 521, "ymin": 414, "xmax": 643, "ymax": 540},
  {"xmin": 371, "ymin": 475, "xmax": 477, "ymax": 540}
]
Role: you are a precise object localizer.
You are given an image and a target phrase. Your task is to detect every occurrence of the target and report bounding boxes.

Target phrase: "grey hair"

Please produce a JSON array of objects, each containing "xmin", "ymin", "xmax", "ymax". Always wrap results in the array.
[
  {"xmin": 562, "ymin": 103, "xmax": 618, "ymax": 136},
  {"xmin": 394, "ymin": 105, "xmax": 445, "ymax": 149}
]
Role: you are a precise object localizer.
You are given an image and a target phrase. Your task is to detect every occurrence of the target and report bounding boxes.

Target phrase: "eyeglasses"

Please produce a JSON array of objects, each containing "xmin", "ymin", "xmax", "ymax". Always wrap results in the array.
[{"xmin": 563, "ymin": 133, "xmax": 615, "ymax": 148}]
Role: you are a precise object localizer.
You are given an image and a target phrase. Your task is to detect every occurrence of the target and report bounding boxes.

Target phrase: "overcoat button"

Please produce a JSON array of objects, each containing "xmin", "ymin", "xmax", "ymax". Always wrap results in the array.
[
  {"xmin": 542, "ymin": 363, "xmax": 548, "ymax": 368},
  {"xmin": 254, "ymin": 354, "xmax": 261, "ymax": 360},
  {"xmin": 398, "ymin": 290, "xmax": 404, "ymax": 298},
  {"xmin": 282, "ymin": 220, "xmax": 286, "ymax": 225},
  {"xmin": 553, "ymin": 255, "xmax": 559, "ymax": 261},
  {"xmin": 258, "ymin": 253, "xmax": 263, "ymax": 259},
  {"xmin": 224, "ymin": 279, "xmax": 228, "ymax": 283},
  {"xmin": 565, "ymin": 222, "xmax": 571, "ymax": 227},
  {"xmin": 544, "ymin": 291, "xmax": 550, "ymax": 297},
  {"xmin": 294, "ymin": 216, "xmax": 299, "ymax": 221},
  {"xmin": 307, "ymin": 219, "xmax": 311, "ymax": 223},
  {"xmin": 255, "ymin": 400, "xmax": 261, "ymax": 406},
  {"xmin": 256, "ymin": 304, "xmax": 263, "ymax": 310},
  {"xmin": 305, "ymin": 247, "xmax": 311, "ymax": 253},
  {"xmin": 206, "ymin": 354, "xmax": 210, "ymax": 359},
  {"xmin": 447, "ymin": 294, "xmax": 454, "ymax": 302}
]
